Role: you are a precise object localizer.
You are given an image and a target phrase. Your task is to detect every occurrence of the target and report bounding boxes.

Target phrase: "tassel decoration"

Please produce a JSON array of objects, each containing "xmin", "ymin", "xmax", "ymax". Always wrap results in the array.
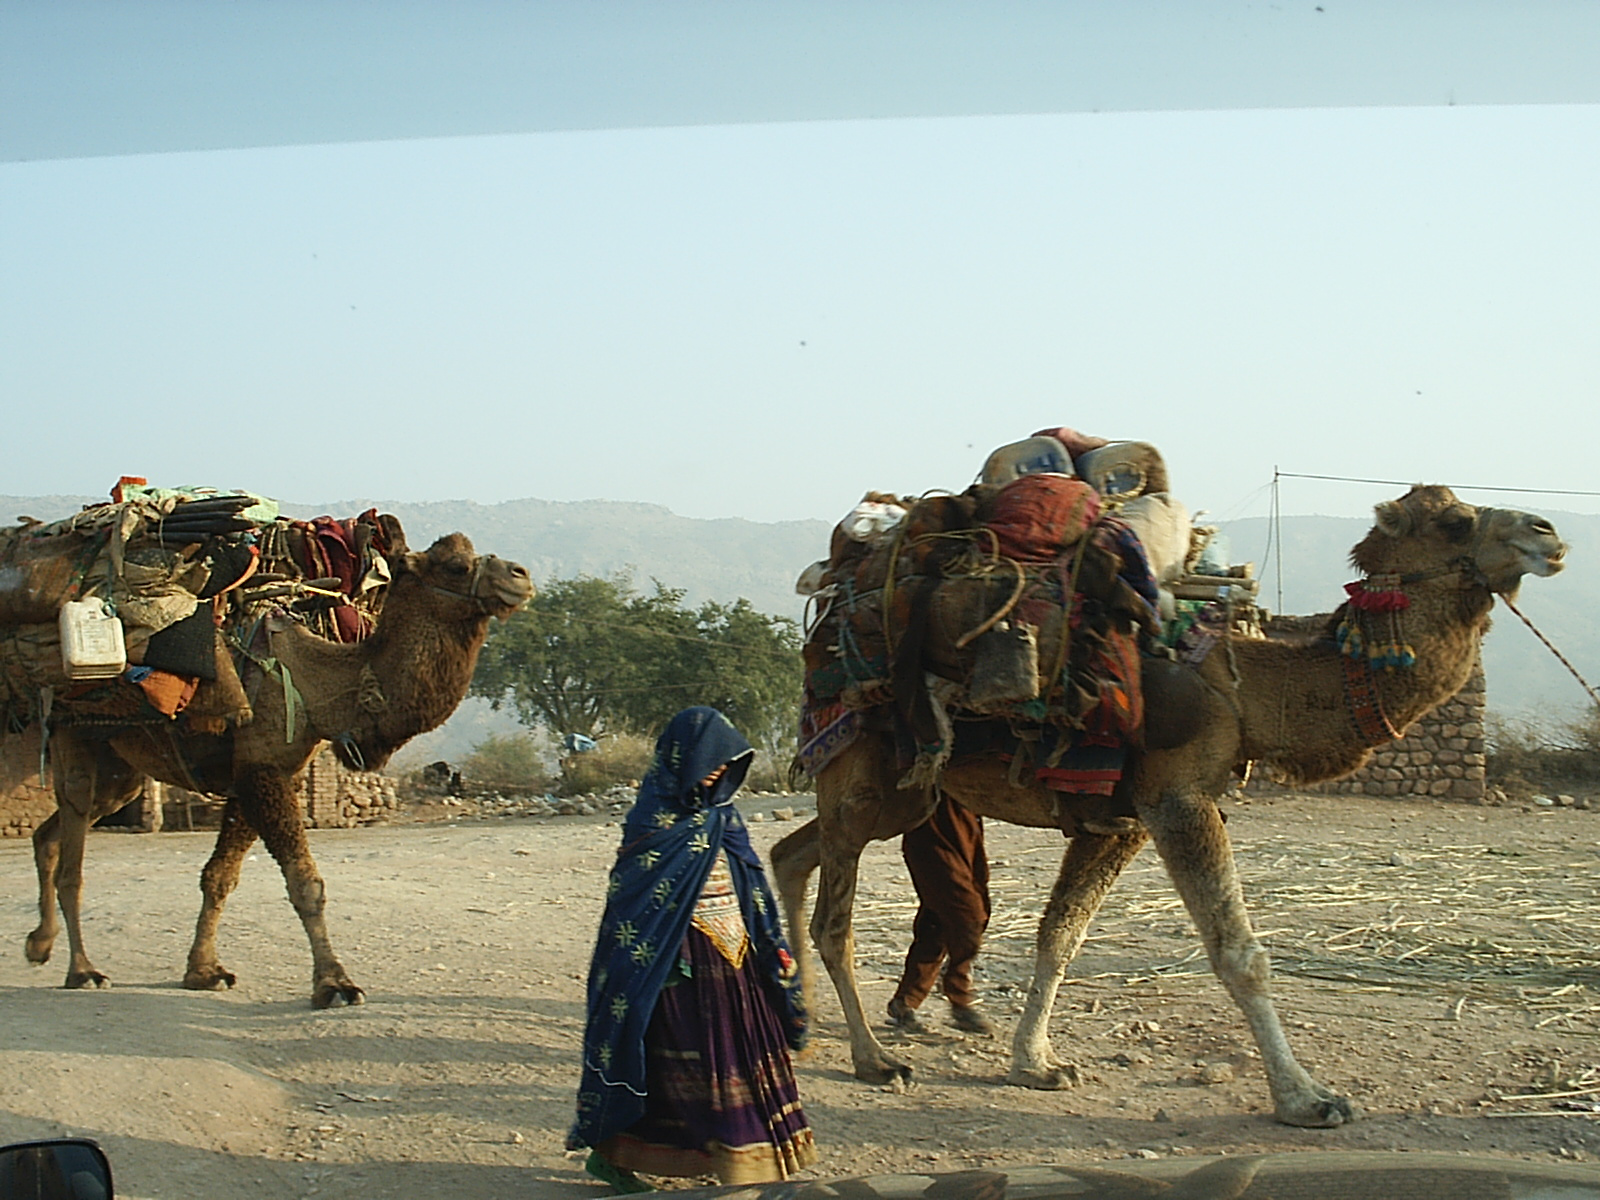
[
  {"xmin": 1344, "ymin": 575, "xmax": 1411, "ymax": 613},
  {"xmin": 1339, "ymin": 575, "xmax": 1419, "ymax": 671}
]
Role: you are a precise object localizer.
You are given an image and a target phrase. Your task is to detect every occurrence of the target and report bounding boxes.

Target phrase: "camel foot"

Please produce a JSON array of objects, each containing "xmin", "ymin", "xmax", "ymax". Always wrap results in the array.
[
  {"xmin": 1275, "ymin": 1092, "xmax": 1359, "ymax": 1128},
  {"xmin": 25, "ymin": 931, "xmax": 54, "ymax": 965},
  {"xmin": 63, "ymin": 969, "xmax": 109, "ymax": 990},
  {"xmin": 183, "ymin": 965, "xmax": 237, "ymax": 991},
  {"xmin": 312, "ymin": 980, "xmax": 366, "ymax": 1009},
  {"xmin": 1008, "ymin": 1061, "xmax": 1083, "ymax": 1090},
  {"xmin": 853, "ymin": 1057, "xmax": 915, "ymax": 1088}
]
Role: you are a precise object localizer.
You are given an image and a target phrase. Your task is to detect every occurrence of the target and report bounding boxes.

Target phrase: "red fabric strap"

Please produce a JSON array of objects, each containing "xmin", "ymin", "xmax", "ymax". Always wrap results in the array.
[{"xmin": 1341, "ymin": 652, "xmax": 1401, "ymax": 745}]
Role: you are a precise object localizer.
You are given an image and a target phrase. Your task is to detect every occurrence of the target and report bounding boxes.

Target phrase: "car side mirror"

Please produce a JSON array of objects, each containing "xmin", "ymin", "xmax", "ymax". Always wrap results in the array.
[{"xmin": 0, "ymin": 1138, "xmax": 114, "ymax": 1199}]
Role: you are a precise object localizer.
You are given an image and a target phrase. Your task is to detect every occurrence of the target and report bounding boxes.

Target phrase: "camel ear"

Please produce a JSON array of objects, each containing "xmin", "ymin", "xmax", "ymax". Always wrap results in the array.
[
  {"xmin": 1374, "ymin": 500, "xmax": 1411, "ymax": 538},
  {"xmin": 376, "ymin": 513, "xmax": 407, "ymax": 556}
]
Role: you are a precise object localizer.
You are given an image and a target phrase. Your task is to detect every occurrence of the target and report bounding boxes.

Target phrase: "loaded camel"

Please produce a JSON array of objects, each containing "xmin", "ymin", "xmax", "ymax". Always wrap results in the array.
[
  {"xmin": 770, "ymin": 486, "xmax": 1565, "ymax": 1127},
  {"xmin": 25, "ymin": 528, "xmax": 533, "ymax": 1008}
]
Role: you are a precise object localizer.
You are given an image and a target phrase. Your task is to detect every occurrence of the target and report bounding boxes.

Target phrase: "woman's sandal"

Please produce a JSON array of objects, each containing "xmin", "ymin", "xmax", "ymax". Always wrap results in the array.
[{"xmin": 585, "ymin": 1150, "xmax": 656, "ymax": 1194}]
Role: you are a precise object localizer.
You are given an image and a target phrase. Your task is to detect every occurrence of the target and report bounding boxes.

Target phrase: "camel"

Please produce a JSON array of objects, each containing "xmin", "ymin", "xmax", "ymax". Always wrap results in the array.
[
  {"xmin": 770, "ymin": 486, "xmax": 1565, "ymax": 1127},
  {"xmin": 23, "ymin": 527, "xmax": 533, "ymax": 1008}
]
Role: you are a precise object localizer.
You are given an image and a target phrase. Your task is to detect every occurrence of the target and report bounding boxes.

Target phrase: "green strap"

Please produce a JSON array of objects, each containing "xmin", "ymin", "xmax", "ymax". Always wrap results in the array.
[
  {"xmin": 229, "ymin": 632, "xmax": 303, "ymax": 744},
  {"xmin": 276, "ymin": 660, "xmax": 300, "ymax": 744}
]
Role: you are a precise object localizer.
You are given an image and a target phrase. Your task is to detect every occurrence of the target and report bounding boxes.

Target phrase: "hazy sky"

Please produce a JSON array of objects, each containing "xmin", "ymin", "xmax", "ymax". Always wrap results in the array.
[{"xmin": 5, "ymin": 6, "xmax": 1599, "ymax": 528}]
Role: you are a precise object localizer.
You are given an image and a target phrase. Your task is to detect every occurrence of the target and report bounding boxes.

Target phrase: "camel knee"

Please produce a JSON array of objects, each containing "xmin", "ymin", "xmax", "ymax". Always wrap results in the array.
[
  {"xmin": 1217, "ymin": 940, "xmax": 1272, "ymax": 993},
  {"xmin": 809, "ymin": 913, "xmax": 837, "ymax": 955},
  {"xmin": 286, "ymin": 873, "xmax": 327, "ymax": 918},
  {"xmin": 52, "ymin": 858, "xmax": 86, "ymax": 894},
  {"xmin": 809, "ymin": 912, "xmax": 851, "ymax": 964},
  {"xmin": 32, "ymin": 811, "xmax": 61, "ymax": 847},
  {"xmin": 200, "ymin": 856, "xmax": 245, "ymax": 900}
]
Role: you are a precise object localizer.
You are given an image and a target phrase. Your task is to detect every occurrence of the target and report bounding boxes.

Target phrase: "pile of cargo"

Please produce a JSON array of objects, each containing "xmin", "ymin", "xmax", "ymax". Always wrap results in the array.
[
  {"xmin": 0, "ymin": 478, "xmax": 394, "ymax": 736},
  {"xmin": 795, "ymin": 429, "xmax": 1260, "ymax": 794}
]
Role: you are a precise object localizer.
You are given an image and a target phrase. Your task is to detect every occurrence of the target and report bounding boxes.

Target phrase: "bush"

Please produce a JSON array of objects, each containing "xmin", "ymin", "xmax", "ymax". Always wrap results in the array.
[
  {"xmin": 558, "ymin": 732, "xmax": 655, "ymax": 797},
  {"xmin": 742, "ymin": 751, "xmax": 796, "ymax": 794},
  {"xmin": 460, "ymin": 733, "xmax": 553, "ymax": 794},
  {"xmin": 1486, "ymin": 707, "xmax": 1600, "ymax": 794},
  {"xmin": 553, "ymin": 735, "xmax": 801, "ymax": 798}
]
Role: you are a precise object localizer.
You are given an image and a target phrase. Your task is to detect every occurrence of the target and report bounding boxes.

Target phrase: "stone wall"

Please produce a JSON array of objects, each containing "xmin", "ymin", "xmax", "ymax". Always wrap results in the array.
[
  {"xmin": 298, "ymin": 748, "xmax": 402, "ymax": 829},
  {"xmin": 1264, "ymin": 614, "xmax": 1487, "ymax": 802},
  {"xmin": 165, "ymin": 748, "xmax": 401, "ymax": 830},
  {"xmin": 1309, "ymin": 661, "xmax": 1487, "ymax": 801},
  {"xmin": 0, "ymin": 727, "xmax": 55, "ymax": 838}
]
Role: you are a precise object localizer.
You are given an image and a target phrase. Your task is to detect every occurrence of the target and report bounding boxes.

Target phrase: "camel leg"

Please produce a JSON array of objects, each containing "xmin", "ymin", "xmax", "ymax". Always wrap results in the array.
[
  {"xmin": 812, "ymin": 840, "xmax": 912, "ymax": 1086},
  {"xmin": 48, "ymin": 805, "xmax": 106, "ymax": 988},
  {"xmin": 39, "ymin": 733, "xmax": 141, "ymax": 989},
  {"xmin": 183, "ymin": 799, "xmax": 259, "ymax": 992},
  {"xmin": 810, "ymin": 779, "xmax": 940, "ymax": 1086},
  {"xmin": 25, "ymin": 811, "xmax": 63, "ymax": 965},
  {"xmin": 1009, "ymin": 827, "xmax": 1149, "ymax": 1088},
  {"xmin": 239, "ymin": 769, "xmax": 363, "ymax": 1008},
  {"xmin": 769, "ymin": 818, "xmax": 821, "ymax": 1010},
  {"xmin": 1138, "ymin": 784, "xmax": 1356, "ymax": 1127}
]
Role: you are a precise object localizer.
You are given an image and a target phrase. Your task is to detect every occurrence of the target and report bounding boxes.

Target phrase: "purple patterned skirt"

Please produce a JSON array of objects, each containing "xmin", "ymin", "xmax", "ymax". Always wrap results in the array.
[{"xmin": 598, "ymin": 927, "xmax": 816, "ymax": 1183}]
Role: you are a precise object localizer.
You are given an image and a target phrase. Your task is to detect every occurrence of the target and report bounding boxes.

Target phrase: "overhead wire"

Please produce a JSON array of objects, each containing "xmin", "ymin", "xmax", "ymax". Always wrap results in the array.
[
  {"xmin": 1234, "ymin": 469, "xmax": 1600, "ymax": 615},
  {"xmin": 1275, "ymin": 472, "xmax": 1600, "ymax": 499}
]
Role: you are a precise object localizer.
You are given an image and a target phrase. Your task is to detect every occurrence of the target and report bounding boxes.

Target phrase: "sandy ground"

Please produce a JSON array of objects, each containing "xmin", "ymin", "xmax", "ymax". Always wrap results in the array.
[{"xmin": 5, "ymin": 790, "xmax": 1600, "ymax": 1199}]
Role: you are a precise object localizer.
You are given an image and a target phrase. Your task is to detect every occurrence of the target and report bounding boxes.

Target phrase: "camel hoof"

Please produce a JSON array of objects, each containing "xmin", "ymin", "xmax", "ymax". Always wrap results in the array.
[
  {"xmin": 313, "ymin": 982, "xmax": 366, "ymax": 1009},
  {"xmin": 854, "ymin": 1060, "xmax": 914, "ymax": 1089},
  {"xmin": 1277, "ymin": 1094, "xmax": 1359, "ymax": 1128},
  {"xmin": 25, "ymin": 933, "xmax": 53, "ymax": 965},
  {"xmin": 183, "ymin": 967, "xmax": 237, "ymax": 991},
  {"xmin": 64, "ymin": 970, "xmax": 109, "ymax": 990},
  {"xmin": 1008, "ymin": 1063, "xmax": 1082, "ymax": 1090}
]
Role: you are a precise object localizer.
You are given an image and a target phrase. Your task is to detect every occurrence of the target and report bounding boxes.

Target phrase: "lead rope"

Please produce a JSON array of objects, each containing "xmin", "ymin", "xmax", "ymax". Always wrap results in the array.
[{"xmin": 1501, "ymin": 595, "xmax": 1600, "ymax": 709}]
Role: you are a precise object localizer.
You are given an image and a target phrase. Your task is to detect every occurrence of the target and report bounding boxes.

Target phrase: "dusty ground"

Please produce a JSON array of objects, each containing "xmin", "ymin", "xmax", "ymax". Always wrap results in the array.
[{"xmin": 5, "ymin": 789, "xmax": 1600, "ymax": 1199}]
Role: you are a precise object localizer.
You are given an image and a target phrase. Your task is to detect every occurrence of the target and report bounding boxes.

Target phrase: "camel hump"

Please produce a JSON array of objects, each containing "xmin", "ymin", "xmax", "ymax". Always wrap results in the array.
[{"xmin": 1140, "ymin": 657, "xmax": 1211, "ymax": 750}]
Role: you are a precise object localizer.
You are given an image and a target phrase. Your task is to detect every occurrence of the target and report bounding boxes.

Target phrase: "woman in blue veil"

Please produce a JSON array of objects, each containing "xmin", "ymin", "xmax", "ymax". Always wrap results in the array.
[{"xmin": 570, "ymin": 707, "xmax": 814, "ymax": 1189}]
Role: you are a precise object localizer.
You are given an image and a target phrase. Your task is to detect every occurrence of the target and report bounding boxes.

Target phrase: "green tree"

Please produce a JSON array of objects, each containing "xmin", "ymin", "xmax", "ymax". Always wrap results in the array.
[
  {"xmin": 471, "ymin": 574, "xmax": 803, "ymax": 758},
  {"xmin": 677, "ymin": 598, "xmax": 803, "ymax": 760}
]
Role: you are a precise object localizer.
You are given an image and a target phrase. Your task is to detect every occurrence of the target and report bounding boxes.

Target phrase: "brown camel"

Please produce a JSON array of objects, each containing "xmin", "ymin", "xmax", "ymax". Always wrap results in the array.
[
  {"xmin": 770, "ymin": 486, "xmax": 1565, "ymax": 1126},
  {"xmin": 24, "ymin": 528, "xmax": 532, "ymax": 1008}
]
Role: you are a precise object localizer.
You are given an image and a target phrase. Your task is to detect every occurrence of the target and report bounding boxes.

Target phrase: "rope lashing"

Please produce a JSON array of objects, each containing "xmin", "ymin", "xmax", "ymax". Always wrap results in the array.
[
  {"xmin": 954, "ymin": 555, "xmax": 1028, "ymax": 649},
  {"xmin": 1501, "ymin": 595, "xmax": 1600, "ymax": 709}
]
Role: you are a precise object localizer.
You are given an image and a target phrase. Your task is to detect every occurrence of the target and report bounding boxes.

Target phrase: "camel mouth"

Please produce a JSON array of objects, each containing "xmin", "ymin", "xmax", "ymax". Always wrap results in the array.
[
  {"xmin": 490, "ymin": 579, "xmax": 535, "ymax": 610},
  {"xmin": 1519, "ymin": 539, "xmax": 1567, "ymax": 578},
  {"xmin": 1529, "ymin": 551, "xmax": 1566, "ymax": 578}
]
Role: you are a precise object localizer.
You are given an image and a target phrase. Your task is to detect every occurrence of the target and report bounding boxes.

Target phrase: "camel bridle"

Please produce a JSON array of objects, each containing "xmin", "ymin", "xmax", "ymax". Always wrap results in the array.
[
  {"xmin": 1334, "ymin": 514, "xmax": 1512, "ymax": 746},
  {"xmin": 426, "ymin": 555, "xmax": 504, "ymax": 614}
]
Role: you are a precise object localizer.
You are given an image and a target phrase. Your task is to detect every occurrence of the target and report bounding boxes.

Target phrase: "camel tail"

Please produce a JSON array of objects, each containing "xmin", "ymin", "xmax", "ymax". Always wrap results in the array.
[{"xmin": 769, "ymin": 817, "xmax": 822, "ymax": 1013}]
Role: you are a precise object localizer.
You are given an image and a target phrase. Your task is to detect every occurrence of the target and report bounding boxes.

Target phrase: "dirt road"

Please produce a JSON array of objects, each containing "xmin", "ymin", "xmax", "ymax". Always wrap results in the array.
[{"xmin": 5, "ymin": 791, "xmax": 1600, "ymax": 1199}]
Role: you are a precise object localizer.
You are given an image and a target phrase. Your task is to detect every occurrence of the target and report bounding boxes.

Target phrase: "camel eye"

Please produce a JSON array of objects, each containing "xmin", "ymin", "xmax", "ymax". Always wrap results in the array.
[{"xmin": 1438, "ymin": 513, "xmax": 1474, "ymax": 541}]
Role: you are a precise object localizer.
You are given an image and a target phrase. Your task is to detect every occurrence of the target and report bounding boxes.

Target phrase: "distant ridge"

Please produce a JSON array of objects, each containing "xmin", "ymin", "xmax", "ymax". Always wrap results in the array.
[
  {"xmin": 0, "ymin": 493, "xmax": 832, "ymax": 620},
  {"xmin": 4, "ymin": 494, "xmax": 1593, "ymax": 719},
  {"xmin": 311, "ymin": 497, "xmax": 830, "ymax": 619}
]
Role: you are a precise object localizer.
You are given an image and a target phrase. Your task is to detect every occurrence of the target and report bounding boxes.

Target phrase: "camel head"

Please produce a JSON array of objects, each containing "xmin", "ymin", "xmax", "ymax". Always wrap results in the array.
[
  {"xmin": 388, "ymin": 531, "xmax": 534, "ymax": 619},
  {"xmin": 1351, "ymin": 485, "xmax": 1566, "ymax": 597}
]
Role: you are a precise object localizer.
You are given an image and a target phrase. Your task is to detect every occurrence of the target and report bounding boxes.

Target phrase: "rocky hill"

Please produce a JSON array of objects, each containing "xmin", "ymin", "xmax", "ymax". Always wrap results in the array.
[{"xmin": 0, "ymin": 493, "xmax": 830, "ymax": 619}]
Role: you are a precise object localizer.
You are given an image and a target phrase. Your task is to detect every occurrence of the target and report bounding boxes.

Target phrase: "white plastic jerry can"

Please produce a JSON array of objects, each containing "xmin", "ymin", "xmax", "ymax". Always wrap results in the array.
[{"xmin": 58, "ymin": 597, "xmax": 127, "ymax": 680}]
